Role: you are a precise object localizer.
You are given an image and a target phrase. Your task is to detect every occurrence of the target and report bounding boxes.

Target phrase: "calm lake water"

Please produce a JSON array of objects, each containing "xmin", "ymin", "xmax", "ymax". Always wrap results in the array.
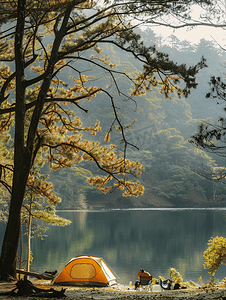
[{"xmin": 1, "ymin": 208, "xmax": 226, "ymax": 285}]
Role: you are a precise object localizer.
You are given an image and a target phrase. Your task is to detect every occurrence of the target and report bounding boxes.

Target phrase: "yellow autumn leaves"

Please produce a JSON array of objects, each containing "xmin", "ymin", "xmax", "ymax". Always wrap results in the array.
[
  {"xmin": 36, "ymin": 101, "xmax": 144, "ymax": 197},
  {"xmin": 87, "ymin": 156, "xmax": 144, "ymax": 197},
  {"xmin": 203, "ymin": 236, "xmax": 226, "ymax": 278},
  {"xmin": 104, "ymin": 132, "xmax": 111, "ymax": 143},
  {"xmin": 132, "ymin": 70, "xmax": 183, "ymax": 99},
  {"xmin": 27, "ymin": 173, "xmax": 61, "ymax": 205}
]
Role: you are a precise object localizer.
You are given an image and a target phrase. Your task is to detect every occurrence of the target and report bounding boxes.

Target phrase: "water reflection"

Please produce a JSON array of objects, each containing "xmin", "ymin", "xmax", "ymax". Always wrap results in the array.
[{"xmin": 1, "ymin": 209, "xmax": 226, "ymax": 285}]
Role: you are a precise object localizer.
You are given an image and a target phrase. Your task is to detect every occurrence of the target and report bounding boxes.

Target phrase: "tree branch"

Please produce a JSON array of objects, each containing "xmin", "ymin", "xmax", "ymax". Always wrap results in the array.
[{"xmin": 145, "ymin": 20, "xmax": 226, "ymax": 29}]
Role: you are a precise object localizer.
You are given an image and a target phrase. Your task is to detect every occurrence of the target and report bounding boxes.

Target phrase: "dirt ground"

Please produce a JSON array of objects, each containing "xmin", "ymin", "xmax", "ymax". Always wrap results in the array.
[{"xmin": 1, "ymin": 280, "xmax": 226, "ymax": 299}]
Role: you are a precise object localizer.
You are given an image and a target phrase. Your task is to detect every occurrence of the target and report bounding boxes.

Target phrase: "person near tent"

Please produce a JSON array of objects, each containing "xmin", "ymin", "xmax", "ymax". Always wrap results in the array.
[
  {"xmin": 137, "ymin": 268, "xmax": 151, "ymax": 280},
  {"xmin": 135, "ymin": 268, "xmax": 152, "ymax": 290}
]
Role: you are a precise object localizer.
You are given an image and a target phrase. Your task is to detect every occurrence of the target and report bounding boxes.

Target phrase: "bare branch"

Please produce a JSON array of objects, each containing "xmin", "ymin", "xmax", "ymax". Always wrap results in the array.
[{"xmin": 145, "ymin": 20, "xmax": 226, "ymax": 29}]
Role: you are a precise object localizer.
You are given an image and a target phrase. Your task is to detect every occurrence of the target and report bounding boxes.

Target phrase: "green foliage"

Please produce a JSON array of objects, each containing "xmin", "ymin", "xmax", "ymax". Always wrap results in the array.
[
  {"xmin": 0, "ymin": 199, "xmax": 8, "ymax": 223},
  {"xmin": 22, "ymin": 168, "xmax": 71, "ymax": 239},
  {"xmin": 169, "ymin": 268, "xmax": 184, "ymax": 285},
  {"xmin": 219, "ymin": 277, "xmax": 226, "ymax": 287},
  {"xmin": 168, "ymin": 267, "xmax": 198, "ymax": 289},
  {"xmin": 49, "ymin": 166, "xmax": 97, "ymax": 209},
  {"xmin": 203, "ymin": 236, "xmax": 226, "ymax": 279}
]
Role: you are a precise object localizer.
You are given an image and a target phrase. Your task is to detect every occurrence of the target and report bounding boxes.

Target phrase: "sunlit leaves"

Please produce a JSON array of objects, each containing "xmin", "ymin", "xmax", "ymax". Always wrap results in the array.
[
  {"xmin": 168, "ymin": 268, "xmax": 184, "ymax": 286},
  {"xmin": 27, "ymin": 173, "xmax": 61, "ymax": 205},
  {"xmin": 104, "ymin": 132, "xmax": 111, "ymax": 143},
  {"xmin": 30, "ymin": 210, "xmax": 71, "ymax": 226},
  {"xmin": 87, "ymin": 157, "xmax": 144, "ymax": 197},
  {"xmin": 0, "ymin": 135, "xmax": 12, "ymax": 223},
  {"xmin": 21, "ymin": 167, "xmax": 71, "ymax": 245},
  {"xmin": 0, "ymin": 133, "xmax": 13, "ymax": 198},
  {"xmin": 203, "ymin": 236, "xmax": 226, "ymax": 279}
]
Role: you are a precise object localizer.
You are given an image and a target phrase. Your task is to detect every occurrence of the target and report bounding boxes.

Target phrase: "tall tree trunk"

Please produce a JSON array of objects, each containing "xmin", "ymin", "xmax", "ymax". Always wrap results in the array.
[
  {"xmin": 0, "ymin": 0, "xmax": 29, "ymax": 280},
  {"xmin": 0, "ymin": 0, "xmax": 73, "ymax": 280},
  {"xmin": 0, "ymin": 162, "xmax": 31, "ymax": 279}
]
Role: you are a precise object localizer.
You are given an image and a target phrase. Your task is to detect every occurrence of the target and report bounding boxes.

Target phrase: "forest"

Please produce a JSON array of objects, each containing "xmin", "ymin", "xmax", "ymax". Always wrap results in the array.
[{"xmin": 49, "ymin": 30, "xmax": 226, "ymax": 209}]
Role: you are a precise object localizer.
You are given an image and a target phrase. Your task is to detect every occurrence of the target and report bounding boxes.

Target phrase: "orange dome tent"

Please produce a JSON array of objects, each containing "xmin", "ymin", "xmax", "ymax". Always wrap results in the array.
[{"xmin": 53, "ymin": 255, "xmax": 117, "ymax": 287}]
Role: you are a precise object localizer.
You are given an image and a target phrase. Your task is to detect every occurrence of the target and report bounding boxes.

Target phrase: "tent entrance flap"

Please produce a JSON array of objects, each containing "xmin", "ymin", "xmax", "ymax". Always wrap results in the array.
[{"xmin": 70, "ymin": 263, "xmax": 96, "ymax": 279}]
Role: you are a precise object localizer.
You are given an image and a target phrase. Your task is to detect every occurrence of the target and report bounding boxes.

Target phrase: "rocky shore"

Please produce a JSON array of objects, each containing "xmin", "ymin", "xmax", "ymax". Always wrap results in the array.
[{"xmin": 1, "ymin": 280, "xmax": 226, "ymax": 300}]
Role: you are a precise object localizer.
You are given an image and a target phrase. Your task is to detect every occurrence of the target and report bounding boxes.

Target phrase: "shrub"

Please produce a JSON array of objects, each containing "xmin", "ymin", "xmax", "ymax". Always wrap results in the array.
[{"xmin": 203, "ymin": 236, "xmax": 226, "ymax": 280}]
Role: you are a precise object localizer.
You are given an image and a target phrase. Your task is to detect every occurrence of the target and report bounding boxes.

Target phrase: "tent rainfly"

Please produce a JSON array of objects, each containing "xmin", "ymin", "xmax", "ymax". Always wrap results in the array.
[{"xmin": 53, "ymin": 255, "xmax": 117, "ymax": 287}]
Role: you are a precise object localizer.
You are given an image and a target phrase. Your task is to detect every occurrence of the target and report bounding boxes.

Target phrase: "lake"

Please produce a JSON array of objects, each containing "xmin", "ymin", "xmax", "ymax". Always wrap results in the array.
[{"xmin": 1, "ymin": 208, "xmax": 226, "ymax": 285}]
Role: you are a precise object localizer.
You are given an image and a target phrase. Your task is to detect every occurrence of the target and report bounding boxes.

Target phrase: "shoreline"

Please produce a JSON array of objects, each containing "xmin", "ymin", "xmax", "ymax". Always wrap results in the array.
[
  {"xmin": 1, "ymin": 280, "xmax": 226, "ymax": 299},
  {"xmin": 56, "ymin": 207, "xmax": 226, "ymax": 212}
]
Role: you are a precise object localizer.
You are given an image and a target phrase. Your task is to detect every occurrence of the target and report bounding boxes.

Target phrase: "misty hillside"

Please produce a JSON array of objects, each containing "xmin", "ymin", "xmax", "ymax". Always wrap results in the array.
[{"xmin": 49, "ymin": 29, "xmax": 226, "ymax": 209}]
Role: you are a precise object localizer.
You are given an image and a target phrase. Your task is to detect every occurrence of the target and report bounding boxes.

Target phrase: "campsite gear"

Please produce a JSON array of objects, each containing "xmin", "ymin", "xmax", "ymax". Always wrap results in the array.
[
  {"xmin": 53, "ymin": 255, "xmax": 117, "ymax": 287},
  {"xmin": 135, "ymin": 268, "xmax": 152, "ymax": 291},
  {"xmin": 160, "ymin": 278, "xmax": 173, "ymax": 290},
  {"xmin": 152, "ymin": 284, "xmax": 162, "ymax": 292},
  {"xmin": 174, "ymin": 283, "xmax": 181, "ymax": 290},
  {"xmin": 135, "ymin": 274, "xmax": 152, "ymax": 291}
]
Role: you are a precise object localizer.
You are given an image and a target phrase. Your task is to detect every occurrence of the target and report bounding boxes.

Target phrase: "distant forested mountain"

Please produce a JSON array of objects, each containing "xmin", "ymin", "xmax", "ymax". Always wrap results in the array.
[{"xmin": 50, "ymin": 29, "xmax": 226, "ymax": 209}]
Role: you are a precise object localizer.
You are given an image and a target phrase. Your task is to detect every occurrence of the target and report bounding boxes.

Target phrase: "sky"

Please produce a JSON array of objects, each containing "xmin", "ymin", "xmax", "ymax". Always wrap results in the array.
[
  {"xmin": 146, "ymin": 3, "xmax": 226, "ymax": 48},
  {"xmin": 152, "ymin": 25, "xmax": 226, "ymax": 47}
]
